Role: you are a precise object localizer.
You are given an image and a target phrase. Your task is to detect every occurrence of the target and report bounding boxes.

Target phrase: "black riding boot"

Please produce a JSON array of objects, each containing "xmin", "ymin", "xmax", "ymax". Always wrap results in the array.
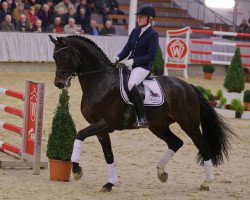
[{"xmin": 129, "ymin": 86, "xmax": 149, "ymax": 128}]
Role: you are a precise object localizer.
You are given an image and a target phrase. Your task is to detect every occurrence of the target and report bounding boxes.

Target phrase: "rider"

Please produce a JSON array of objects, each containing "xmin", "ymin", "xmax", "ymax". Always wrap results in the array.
[{"xmin": 114, "ymin": 4, "xmax": 159, "ymax": 128}]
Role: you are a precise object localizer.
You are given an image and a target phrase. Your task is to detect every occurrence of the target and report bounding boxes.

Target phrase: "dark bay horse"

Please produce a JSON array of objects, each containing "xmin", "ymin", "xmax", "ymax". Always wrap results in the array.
[{"xmin": 49, "ymin": 35, "xmax": 233, "ymax": 192}]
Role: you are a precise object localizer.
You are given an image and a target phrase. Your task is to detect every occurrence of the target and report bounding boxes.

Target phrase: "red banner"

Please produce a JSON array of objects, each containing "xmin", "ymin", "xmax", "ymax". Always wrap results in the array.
[{"xmin": 24, "ymin": 82, "xmax": 38, "ymax": 155}]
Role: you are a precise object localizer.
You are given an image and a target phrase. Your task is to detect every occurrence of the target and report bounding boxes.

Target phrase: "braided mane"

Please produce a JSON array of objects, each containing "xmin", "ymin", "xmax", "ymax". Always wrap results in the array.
[{"xmin": 66, "ymin": 35, "xmax": 114, "ymax": 67}]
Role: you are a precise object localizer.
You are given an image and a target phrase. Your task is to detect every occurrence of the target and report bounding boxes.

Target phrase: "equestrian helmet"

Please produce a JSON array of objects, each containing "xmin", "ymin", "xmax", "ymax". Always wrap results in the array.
[{"xmin": 136, "ymin": 4, "xmax": 156, "ymax": 19}]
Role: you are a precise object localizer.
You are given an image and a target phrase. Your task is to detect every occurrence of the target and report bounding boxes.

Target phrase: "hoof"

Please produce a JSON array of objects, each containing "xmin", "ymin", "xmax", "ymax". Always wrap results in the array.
[
  {"xmin": 157, "ymin": 167, "xmax": 168, "ymax": 183},
  {"xmin": 200, "ymin": 181, "xmax": 210, "ymax": 191},
  {"xmin": 158, "ymin": 171, "xmax": 168, "ymax": 183},
  {"xmin": 73, "ymin": 167, "xmax": 83, "ymax": 180},
  {"xmin": 100, "ymin": 182, "xmax": 113, "ymax": 192}
]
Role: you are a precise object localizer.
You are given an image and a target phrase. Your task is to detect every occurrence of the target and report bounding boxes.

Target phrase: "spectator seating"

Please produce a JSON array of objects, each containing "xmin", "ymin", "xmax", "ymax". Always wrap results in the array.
[{"xmin": 110, "ymin": 0, "xmax": 203, "ymax": 36}]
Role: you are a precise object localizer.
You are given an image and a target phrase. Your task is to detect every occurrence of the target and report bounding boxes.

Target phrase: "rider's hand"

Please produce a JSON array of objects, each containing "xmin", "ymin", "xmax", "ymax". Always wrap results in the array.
[
  {"xmin": 113, "ymin": 56, "xmax": 119, "ymax": 63},
  {"xmin": 125, "ymin": 59, "xmax": 134, "ymax": 70}
]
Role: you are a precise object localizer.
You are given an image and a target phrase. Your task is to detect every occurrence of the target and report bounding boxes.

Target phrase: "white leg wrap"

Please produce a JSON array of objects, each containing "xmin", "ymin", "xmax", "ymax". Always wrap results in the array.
[
  {"xmin": 156, "ymin": 149, "xmax": 175, "ymax": 168},
  {"xmin": 108, "ymin": 163, "xmax": 119, "ymax": 186},
  {"xmin": 204, "ymin": 159, "xmax": 214, "ymax": 182},
  {"xmin": 71, "ymin": 139, "xmax": 82, "ymax": 163}
]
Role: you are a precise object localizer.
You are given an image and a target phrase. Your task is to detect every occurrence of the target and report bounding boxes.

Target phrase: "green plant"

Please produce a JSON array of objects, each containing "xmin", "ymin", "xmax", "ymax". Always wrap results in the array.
[
  {"xmin": 231, "ymin": 99, "xmax": 244, "ymax": 115},
  {"xmin": 196, "ymin": 86, "xmax": 206, "ymax": 96},
  {"xmin": 153, "ymin": 46, "xmax": 164, "ymax": 75},
  {"xmin": 243, "ymin": 90, "xmax": 250, "ymax": 102},
  {"xmin": 224, "ymin": 47, "xmax": 245, "ymax": 93},
  {"xmin": 47, "ymin": 89, "xmax": 77, "ymax": 161},
  {"xmin": 203, "ymin": 64, "xmax": 215, "ymax": 73},
  {"xmin": 216, "ymin": 89, "xmax": 223, "ymax": 98},
  {"xmin": 205, "ymin": 89, "xmax": 214, "ymax": 101},
  {"xmin": 218, "ymin": 97, "xmax": 227, "ymax": 108}
]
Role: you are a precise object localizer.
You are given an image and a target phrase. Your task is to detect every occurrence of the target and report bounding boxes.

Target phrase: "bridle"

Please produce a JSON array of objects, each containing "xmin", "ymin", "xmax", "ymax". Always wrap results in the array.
[{"xmin": 54, "ymin": 45, "xmax": 115, "ymax": 80}]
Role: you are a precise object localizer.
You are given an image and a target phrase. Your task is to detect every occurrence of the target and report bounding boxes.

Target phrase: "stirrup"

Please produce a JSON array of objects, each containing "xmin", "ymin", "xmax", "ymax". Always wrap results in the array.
[{"xmin": 133, "ymin": 117, "xmax": 149, "ymax": 128}]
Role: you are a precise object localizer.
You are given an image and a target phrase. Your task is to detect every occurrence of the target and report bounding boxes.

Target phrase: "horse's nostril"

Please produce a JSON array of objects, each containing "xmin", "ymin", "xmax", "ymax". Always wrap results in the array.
[{"xmin": 56, "ymin": 82, "xmax": 64, "ymax": 89}]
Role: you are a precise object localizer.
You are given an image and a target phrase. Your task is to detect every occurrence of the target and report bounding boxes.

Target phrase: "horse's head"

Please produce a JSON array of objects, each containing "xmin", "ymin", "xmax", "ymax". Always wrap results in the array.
[{"xmin": 49, "ymin": 35, "xmax": 80, "ymax": 89}]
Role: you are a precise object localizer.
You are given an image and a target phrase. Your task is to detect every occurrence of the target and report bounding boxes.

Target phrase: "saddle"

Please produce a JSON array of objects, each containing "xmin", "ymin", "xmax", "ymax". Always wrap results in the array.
[{"xmin": 118, "ymin": 64, "xmax": 164, "ymax": 106}]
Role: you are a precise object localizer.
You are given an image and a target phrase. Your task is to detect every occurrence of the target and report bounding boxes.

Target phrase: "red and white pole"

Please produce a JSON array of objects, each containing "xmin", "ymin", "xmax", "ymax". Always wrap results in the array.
[
  {"xmin": 0, "ymin": 140, "xmax": 21, "ymax": 156},
  {"xmin": 0, "ymin": 104, "xmax": 23, "ymax": 118}
]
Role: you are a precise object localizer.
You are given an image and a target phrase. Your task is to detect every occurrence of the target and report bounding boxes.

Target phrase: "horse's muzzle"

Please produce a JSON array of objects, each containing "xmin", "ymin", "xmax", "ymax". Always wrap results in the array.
[{"xmin": 55, "ymin": 82, "xmax": 65, "ymax": 89}]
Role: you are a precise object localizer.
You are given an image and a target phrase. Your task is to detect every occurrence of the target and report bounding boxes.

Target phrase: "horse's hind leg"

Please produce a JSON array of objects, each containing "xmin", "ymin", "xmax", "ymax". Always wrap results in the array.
[
  {"xmin": 179, "ymin": 122, "xmax": 214, "ymax": 182},
  {"xmin": 149, "ymin": 125, "xmax": 183, "ymax": 183}
]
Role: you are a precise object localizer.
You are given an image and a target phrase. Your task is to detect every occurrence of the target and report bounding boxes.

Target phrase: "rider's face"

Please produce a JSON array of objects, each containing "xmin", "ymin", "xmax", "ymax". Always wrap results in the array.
[{"xmin": 137, "ymin": 15, "xmax": 148, "ymax": 27}]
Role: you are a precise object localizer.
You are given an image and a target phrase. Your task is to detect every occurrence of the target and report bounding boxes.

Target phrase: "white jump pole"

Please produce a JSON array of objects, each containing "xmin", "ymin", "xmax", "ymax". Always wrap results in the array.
[{"xmin": 128, "ymin": 0, "xmax": 138, "ymax": 35}]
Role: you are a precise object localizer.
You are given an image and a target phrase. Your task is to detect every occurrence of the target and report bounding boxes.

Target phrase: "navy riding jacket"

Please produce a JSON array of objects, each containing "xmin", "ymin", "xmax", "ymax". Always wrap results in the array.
[{"xmin": 118, "ymin": 26, "xmax": 159, "ymax": 71}]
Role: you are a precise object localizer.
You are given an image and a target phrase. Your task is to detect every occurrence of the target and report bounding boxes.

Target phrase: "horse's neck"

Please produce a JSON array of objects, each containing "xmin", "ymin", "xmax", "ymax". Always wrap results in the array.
[
  {"xmin": 74, "ymin": 39, "xmax": 118, "ymax": 95},
  {"xmin": 78, "ymin": 70, "xmax": 118, "ymax": 98}
]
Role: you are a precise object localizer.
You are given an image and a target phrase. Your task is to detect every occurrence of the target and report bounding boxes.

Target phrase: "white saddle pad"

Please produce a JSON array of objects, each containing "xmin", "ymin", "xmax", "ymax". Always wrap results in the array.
[{"xmin": 119, "ymin": 69, "xmax": 164, "ymax": 106}]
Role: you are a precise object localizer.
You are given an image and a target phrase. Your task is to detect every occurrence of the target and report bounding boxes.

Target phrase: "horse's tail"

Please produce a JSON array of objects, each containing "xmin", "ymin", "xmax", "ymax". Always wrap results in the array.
[{"xmin": 192, "ymin": 86, "xmax": 234, "ymax": 166}]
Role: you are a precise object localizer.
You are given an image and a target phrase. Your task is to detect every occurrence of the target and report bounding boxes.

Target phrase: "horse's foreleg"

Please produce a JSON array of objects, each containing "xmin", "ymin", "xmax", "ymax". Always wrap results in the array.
[
  {"xmin": 97, "ymin": 133, "xmax": 119, "ymax": 192},
  {"xmin": 71, "ymin": 119, "xmax": 114, "ymax": 182},
  {"xmin": 149, "ymin": 126, "xmax": 183, "ymax": 183}
]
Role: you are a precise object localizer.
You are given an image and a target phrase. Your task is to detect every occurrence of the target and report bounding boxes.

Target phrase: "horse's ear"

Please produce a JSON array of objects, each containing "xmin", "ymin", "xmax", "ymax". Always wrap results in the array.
[
  {"xmin": 49, "ymin": 35, "xmax": 57, "ymax": 44},
  {"xmin": 56, "ymin": 37, "xmax": 68, "ymax": 46}
]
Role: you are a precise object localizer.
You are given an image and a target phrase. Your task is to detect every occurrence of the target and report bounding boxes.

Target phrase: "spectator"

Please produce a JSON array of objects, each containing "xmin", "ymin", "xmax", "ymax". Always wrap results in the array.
[
  {"xmin": 85, "ymin": 19, "xmax": 100, "ymax": 35},
  {"xmin": 76, "ymin": 0, "xmax": 91, "ymax": 20},
  {"xmin": 52, "ymin": 16, "xmax": 63, "ymax": 33},
  {"xmin": 37, "ymin": 3, "xmax": 54, "ymax": 31},
  {"xmin": 54, "ymin": 7, "xmax": 67, "ymax": 26},
  {"xmin": 23, "ymin": 0, "xmax": 32, "ymax": 10},
  {"xmin": 0, "ymin": 14, "xmax": 15, "ymax": 31},
  {"xmin": 47, "ymin": 0, "xmax": 55, "ymax": 13},
  {"xmin": 31, "ymin": 18, "xmax": 43, "ymax": 32},
  {"xmin": 65, "ymin": 7, "xmax": 76, "ymax": 22},
  {"xmin": 0, "ymin": 2, "xmax": 11, "ymax": 24},
  {"xmin": 63, "ymin": 17, "xmax": 81, "ymax": 34},
  {"xmin": 5, "ymin": 0, "xmax": 16, "ymax": 13},
  {"xmin": 54, "ymin": 0, "xmax": 76, "ymax": 14},
  {"xmin": 238, "ymin": 19, "xmax": 249, "ymax": 40},
  {"xmin": 238, "ymin": 19, "xmax": 248, "ymax": 33},
  {"xmin": 100, "ymin": 19, "xmax": 115, "ymax": 35},
  {"xmin": 27, "ymin": 6, "xmax": 38, "ymax": 28},
  {"xmin": 15, "ymin": 13, "xmax": 30, "ymax": 32},
  {"xmin": 107, "ymin": 0, "xmax": 125, "ymax": 24},
  {"xmin": 12, "ymin": 2, "xmax": 30, "ymax": 25},
  {"xmin": 95, "ymin": 0, "xmax": 110, "ymax": 26},
  {"xmin": 87, "ymin": 0, "xmax": 95, "ymax": 12},
  {"xmin": 75, "ymin": 7, "xmax": 89, "ymax": 31}
]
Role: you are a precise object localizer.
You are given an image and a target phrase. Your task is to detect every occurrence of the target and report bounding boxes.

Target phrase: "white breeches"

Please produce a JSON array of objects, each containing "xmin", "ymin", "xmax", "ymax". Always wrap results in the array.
[{"xmin": 128, "ymin": 67, "xmax": 150, "ymax": 91}]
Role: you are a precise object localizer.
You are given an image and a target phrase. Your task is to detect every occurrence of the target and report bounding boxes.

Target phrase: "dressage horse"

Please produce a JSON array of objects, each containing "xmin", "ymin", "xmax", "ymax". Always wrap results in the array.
[{"xmin": 49, "ymin": 35, "xmax": 233, "ymax": 192}]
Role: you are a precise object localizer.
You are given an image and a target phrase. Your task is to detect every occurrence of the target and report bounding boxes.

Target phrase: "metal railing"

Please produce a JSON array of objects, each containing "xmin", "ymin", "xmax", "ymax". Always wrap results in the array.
[{"xmin": 173, "ymin": 0, "xmax": 237, "ymax": 31}]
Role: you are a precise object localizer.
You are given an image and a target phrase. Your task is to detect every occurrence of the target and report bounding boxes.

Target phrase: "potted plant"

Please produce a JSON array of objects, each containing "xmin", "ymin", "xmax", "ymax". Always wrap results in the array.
[
  {"xmin": 47, "ymin": 89, "xmax": 77, "ymax": 182},
  {"xmin": 196, "ymin": 86, "xmax": 206, "ymax": 96},
  {"xmin": 215, "ymin": 89, "xmax": 223, "ymax": 100},
  {"xmin": 203, "ymin": 64, "xmax": 215, "ymax": 80},
  {"xmin": 218, "ymin": 97, "xmax": 227, "ymax": 108},
  {"xmin": 243, "ymin": 90, "xmax": 250, "ymax": 111},
  {"xmin": 223, "ymin": 47, "xmax": 245, "ymax": 102},
  {"xmin": 231, "ymin": 99, "xmax": 244, "ymax": 118}
]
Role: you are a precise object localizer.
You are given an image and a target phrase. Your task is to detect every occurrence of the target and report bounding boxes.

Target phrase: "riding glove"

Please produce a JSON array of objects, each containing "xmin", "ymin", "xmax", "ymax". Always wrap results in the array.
[{"xmin": 113, "ymin": 56, "xmax": 119, "ymax": 63}]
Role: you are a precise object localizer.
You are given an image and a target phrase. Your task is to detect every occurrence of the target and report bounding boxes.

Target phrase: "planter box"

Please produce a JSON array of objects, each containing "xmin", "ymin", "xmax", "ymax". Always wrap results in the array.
[
  {"xmin": 215, "ymin": 108, "xmax": 250, "ymax": 119},
  {"xmin": 215, "ymin": 108, "xmax": 235, "ymax": 118},
  {"xmin": 242, "ymin": 111, "xmax": 250, "ymax": 119},
  {"xmin": 224, "ymin": 91, "xmax": 243, "ymax": 103}
]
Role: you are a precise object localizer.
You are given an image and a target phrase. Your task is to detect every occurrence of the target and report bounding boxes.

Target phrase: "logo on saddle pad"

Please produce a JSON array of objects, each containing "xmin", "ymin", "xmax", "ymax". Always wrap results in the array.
[{"xmin": 119, "ymin": 69, "xmax": 164, "ymax": 106}]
